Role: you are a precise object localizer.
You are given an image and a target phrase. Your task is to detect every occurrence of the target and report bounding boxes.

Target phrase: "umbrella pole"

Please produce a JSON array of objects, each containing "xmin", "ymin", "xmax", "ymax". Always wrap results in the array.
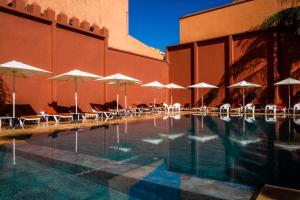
[
  {"xmin": 242, "ymin": 88, "xmax": 245, "ymax": 114},
  {"xmin": 171, "ymin": 89, "xmax": 173, "ymax": 105},
  {"xmin": 243, "ymin": 88, "xmax": 245, "ymax": 109},
  {"xmin": 288, "ymin": 85, "xmax": 291, "ymax": 111},
  {"xmin": 201, "ymin": 92, "xmax": 204, "ymax": 110},
  {"xmin": 117, "ymin": 84, "xmax": 119, "ymax": 114},
  {"xmin": 154, "ymin": 88, "xmax": 156, "ymax": 109},
  {"xmin": 75, "ymin": 78, "xmax": 78, "ymax": 114},
  {"xmin": 124, "ymin": 84, "xmax": 127, "ymax": 110},
  {"xmin": 12, "ymin": 71, "xmax": 16, "ymax": 119}
]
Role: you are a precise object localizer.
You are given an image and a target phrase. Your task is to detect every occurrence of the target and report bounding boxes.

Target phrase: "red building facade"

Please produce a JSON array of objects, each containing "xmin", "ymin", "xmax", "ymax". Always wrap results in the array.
[{"xmin": 0, "ymin": 0, "xmax": 169, "ymax": 113}]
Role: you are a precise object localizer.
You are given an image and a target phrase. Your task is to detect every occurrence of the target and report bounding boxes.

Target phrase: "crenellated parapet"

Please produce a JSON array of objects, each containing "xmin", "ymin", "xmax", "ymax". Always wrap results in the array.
[{"xmin": 0, "ymin": 0, "xmax": 109, "ymax": 38}]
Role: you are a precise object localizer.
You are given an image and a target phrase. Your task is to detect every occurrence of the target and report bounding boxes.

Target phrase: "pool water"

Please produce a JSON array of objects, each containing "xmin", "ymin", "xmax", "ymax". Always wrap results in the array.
[{"xmin": 1, "ymin": 114, "xmax": 300, "ymax": 199}]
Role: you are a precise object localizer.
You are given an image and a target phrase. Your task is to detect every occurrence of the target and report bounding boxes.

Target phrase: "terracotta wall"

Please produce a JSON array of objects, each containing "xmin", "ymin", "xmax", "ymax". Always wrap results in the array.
[
  {"xmin": 167, "ymin": 30, "xmax": 300, "ymax": 107},
  {"xmin": 0, "ymin": 5, "xmax": 52, "ymax": 112},
  {"xmin": 106, "ymin": 48, "xmax": 169, "ymax": 106},
  {"xmin": 167, "ymin": 44, "xmax": 194, "ymax": 105},
  {"xmin": 180, "ymin": 0, "xmax": 300, "ymax": 43},
  {"xmin": 197, "ymin": 38, "xmax": 227, "ymax": 106},
  {"xmin": 0, "ymin": 1, "xmax": 169, "ymax": 114},
  {"xmin": 27, "ymin": 0, "xmax": 164, "ymax": 60}
]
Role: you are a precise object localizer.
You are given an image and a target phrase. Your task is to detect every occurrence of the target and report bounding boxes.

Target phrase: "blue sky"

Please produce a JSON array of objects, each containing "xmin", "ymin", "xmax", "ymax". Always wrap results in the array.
[{"xmin": 129, "ymin": 0, "xmax": 234, "ymax": 52}]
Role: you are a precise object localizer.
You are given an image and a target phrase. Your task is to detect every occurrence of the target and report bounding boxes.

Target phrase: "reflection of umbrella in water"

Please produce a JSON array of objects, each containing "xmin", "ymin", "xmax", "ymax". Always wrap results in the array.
[
  {"xmin": 7, "ymin": 134, "xmax": 33, "ymax": 165},
  {"xmin": 142, "ymin": 137, "xmax": 164, "ymax": 145},
  {"xmin": 188, "ymin": 135, "xmax": 219, "ymax": 143},
  {"xmin": 109, "ymin": 124, "xmax": 133, "ymax": 152},
  {"xmin": 229, "ymin": 135, "xmax": 261, "ymax": 146},
  {"xmin": 160, "ymin": 133, "xmax": 184, "ymax": 140},
  {"xmin": 275, "ymin": 142, "xmax": 300, "ymax": 151}
]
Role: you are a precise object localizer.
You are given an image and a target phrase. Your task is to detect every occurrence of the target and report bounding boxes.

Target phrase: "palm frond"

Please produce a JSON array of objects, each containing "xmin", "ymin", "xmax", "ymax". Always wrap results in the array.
[
  {"xmin": 278, "ymin": 0, "xmax": 300, "ymax": 7},
  {"xmin": 261, "ymin": 7, "xmax": 300, "ymax": 30}
]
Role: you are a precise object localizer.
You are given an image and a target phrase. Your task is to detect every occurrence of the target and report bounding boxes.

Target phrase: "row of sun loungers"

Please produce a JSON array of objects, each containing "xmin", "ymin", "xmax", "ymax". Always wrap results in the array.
[{"xmin": 1, "ymin": 101, "xmax": 300, "ymax": 127}]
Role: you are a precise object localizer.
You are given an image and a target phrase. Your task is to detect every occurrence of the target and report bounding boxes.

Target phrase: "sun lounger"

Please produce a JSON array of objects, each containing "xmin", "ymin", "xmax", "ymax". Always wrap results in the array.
[
  {"xmin": 293, "ymin": 103, "xmax": 300, "ymax": 115},
  {"xmin": 265, "ymin": 104, "xmax": 286, "ymax": 115},
  {"xmin": 19, "ymin": 115, "xmax": 41, "ymax": 126},
  {"xmin": 163, "ymin": 103, "xmax": 172, "ymax": 112},
  {"xmin": 172, "ymin": 103, "xmax": 181, "ymax": 112},
  {"xmin": 220, "ymin": 103, "xmax": 230, "ymax": 115},
  {"xmin": 0, "ymin": 116, "xmax": 13, "ymax": 127},
  {"xmin": 44, "ymin": 105, "xmax": 73, "ymax": 123},
  {"xmin": 128, "ymin": 104, "xmax": 143, "ymax": 114},
  {"xmin": 137, "ymin": 104, "xmax": 152, "ymax": 112},
  {"xmin": 244, "ymin": 103, "xmax": 255, "ymax": 115},
  {"xmin": 90, "ymin": 103, "xmax": 117, "ymax": 120}
]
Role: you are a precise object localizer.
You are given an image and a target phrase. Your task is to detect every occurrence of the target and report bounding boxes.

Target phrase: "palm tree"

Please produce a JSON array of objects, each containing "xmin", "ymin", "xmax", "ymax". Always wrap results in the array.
[{"xmin": 261, "ymin": 0, "xmax": 300, "ymax": 79}]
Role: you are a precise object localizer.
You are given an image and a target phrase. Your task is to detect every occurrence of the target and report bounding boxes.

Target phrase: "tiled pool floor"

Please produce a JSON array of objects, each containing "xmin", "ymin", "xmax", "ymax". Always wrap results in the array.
[{"xmin": 4, "ymin": 142, "xmax": 254, "ymax": 200}]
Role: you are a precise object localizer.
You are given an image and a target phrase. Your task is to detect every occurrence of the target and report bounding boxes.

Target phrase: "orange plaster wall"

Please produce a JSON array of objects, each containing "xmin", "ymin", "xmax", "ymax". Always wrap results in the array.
[
  {"xmin": 197, "ymin": 39, "xmax": 226, "ymax": 106},
  {"xmin": 0, "ymin": 11, "xmax": 52, "ymax": 112},
  {"xmin": 53, "ymin": 27, "xmax": 105, "ymax": 112},
  {"xmin": 180, "ymin": 0, "xmax": 298, "ymax": 43},
  {"xmin": 106, "ymin": 48, "xmax": 169, "ymax": 107},
  {"xmin": 167, "ymin": 45, "xmax": 193, "ymax": 105},
  {"xmin": 28, "ymin": 0, "xmax": 164, "ymax": 60}
]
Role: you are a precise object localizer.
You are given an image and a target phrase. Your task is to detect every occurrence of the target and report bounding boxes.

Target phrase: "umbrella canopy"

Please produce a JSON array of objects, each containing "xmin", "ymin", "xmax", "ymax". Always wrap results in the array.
[
  {"xmin": 0, "ymin": 60, "xmax": 50, "ymax": 77},
  {"xmin": 165, "ymin": 83, "xmax": 185, "ymax": 89},
  {"xmin": 188, "ymin": 82, "xmax": 218, "ymax": 89},
  {"xmin": 274, "ymin": 77, "xmax": 300, "ymax": 110},
  {"xmin": 165, "ymin": 83, "xmax": 185, "ymax": 105},
  {"xmin": 98, "ymin": 73, "xmax": 141, "ymax": 85},
  {"xmin": 142, "ymin": 81, "xmax": 165, "ymax": 88},
  {"xmin": 274, "ymin": 77, "xmax": 300, "ymax": 86},
  {"xmin": 0, "ymin": 60, "xmax": 51, "ymax": 119},
  {"xmin": 228, "ymin": 80, "xmax": 261, "ymax": 88},
  {"xmin": 97, "ymin": 73, "xmax": 142, "ymax": 112},
  {"xmin": 50, "ymin": 69, "xmax": 101, "ymax": 81},
  {"xmin": 188, "ymin": 82, "xmax": 218, "ymax": 108},
  {"xmin": 142, "ymin": 81, "xmax": 165, "ymax": 107},
  {"xmin": 50, "ymin": 69, "xmax": 102, "ymax": 114},
  {"xmin": 228, "ymin": 80, "xmax": 261, "ymax": 109}
]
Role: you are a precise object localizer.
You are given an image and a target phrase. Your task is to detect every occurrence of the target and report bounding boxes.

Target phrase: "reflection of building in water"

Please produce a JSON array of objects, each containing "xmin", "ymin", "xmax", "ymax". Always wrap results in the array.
[{"xmin": 167, "ymin": 115, "xmax": 300, "ymax": 189}]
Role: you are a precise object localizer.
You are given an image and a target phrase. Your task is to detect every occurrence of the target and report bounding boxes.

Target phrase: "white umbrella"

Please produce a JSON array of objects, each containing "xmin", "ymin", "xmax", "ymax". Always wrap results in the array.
[
  {"xmin": 228, "ymin": 80, "xmax": 261, "ymax": 108},
  {"xmin": 97, "ymin": 73, "xmax": 141, "ymax": 113},
  {"xmin": 274, "ymin": 77, "xmax": 300, "ymax": 110},
  {"xmin": 188, "ymin": 82, "xmax": 218, "ymax": 108},
  {"xmin": 165, "ymin": 83, "xmax": 185, "ymax": 105},
  {"xmin": 142, "ymin": 81, "xmax": 165, "ymax": 108},
  {"xmin": 0, "ymin": 60, "xmax": 51, "ymax": 119},
  {"xmin": 50, "ymin": 69, "xmax": 102, "ymax": 114}
]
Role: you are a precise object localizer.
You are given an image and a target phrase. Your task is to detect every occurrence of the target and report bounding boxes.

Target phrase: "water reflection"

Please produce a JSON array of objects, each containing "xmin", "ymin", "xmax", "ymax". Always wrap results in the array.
[{"xmin": 167, "ymin": 114, "xmax": 300, "ymax": 189}]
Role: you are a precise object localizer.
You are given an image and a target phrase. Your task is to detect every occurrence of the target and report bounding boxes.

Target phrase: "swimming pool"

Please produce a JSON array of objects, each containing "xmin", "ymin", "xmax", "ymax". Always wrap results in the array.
[{"xmin": 1, "ymin": 114, "xmax": 300, "ymax": 199}]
